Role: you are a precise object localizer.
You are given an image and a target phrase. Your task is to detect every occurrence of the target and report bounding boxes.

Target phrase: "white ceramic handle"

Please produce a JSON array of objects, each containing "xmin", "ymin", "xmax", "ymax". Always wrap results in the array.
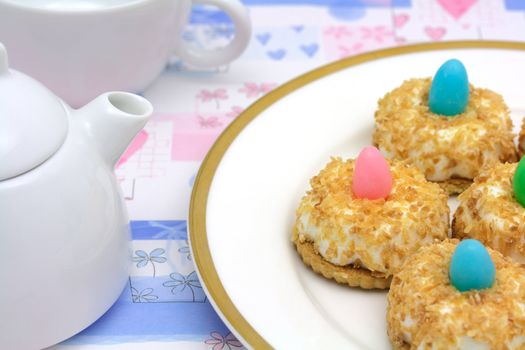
[
  {"xmin": 174, "ymin": 0, "xmax": 251, "ymax": 68},
  {"xmin": 0, "ymin": 42, "xmax": 8, "ymax": 73}
]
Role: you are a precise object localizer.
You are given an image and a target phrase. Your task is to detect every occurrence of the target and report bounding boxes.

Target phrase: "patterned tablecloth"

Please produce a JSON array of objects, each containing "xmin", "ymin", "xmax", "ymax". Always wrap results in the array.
[{"xmin": 51, "ymin": 0, "xmax": 525, "ymax": 349}]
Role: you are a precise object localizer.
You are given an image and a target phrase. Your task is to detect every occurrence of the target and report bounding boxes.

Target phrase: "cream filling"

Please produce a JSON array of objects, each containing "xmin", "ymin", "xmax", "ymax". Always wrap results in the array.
[
  {"xmin": 508, "ymin": 336, "xmax": 525, "ymax": 349},
  {"xmin": 409, "ymin": 335, "xmax": 523, "ymax": 350},
  {"xmin": 403, "ymin": 315, "xmax": 493, "ymax": 350},
  {"xmin": 520, "ymin": 137, "xmax": 525, "ymax": 152},
  {"xmin": 458, "ymin": 337, "xmax": 491, "ymax": 350},
  {"xmin": 298, "ymin": 203, "xmax": 431, "ymax": 272},
  {"xmin": 398, "ymin": 298, "xmax": 525, "ymax": 348},
  {"xmin": 405, "ymin": 127, "xmax": 492, "ymax": 182},
  {"xmin": 457, "ymin": 183, "xmax": 525, "ymax": 264},
  {"xmin": 299, "ymin": 211, "xmax": 383, "ymax": 268},
  {"xmin": 380, "ymin": 114, "xmax": 509, "ymax": 182},
  {"xmin": 414, "ymin": 337, "xmax": 490, "ymax": 350},
  {"xmin": 401, "ymin": 316, "xmax": 415, "ymax": 343}
]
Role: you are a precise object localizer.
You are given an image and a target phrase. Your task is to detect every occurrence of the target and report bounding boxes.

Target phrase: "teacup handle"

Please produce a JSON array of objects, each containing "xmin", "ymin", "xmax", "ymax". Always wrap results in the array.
[{"xmin": 174, "ymin": 0, "xmax": 251, "ymax": 68}]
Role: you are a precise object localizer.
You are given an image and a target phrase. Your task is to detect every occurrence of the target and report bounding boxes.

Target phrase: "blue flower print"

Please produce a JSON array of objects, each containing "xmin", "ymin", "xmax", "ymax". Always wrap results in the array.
[
  {"xmin": 178, "ymin": 241, "xmax": 192, "ymax": 261},
  {"xmin": 163, "ymin": 271, "xmax": 202, "ymax": 302},
  {"xmin": 132, "ymin": 248, "xmax": 167, "ymax": 277},
  {"xmin": 131, "ymin": 287, "xmax": 159, "ymax": 303}
]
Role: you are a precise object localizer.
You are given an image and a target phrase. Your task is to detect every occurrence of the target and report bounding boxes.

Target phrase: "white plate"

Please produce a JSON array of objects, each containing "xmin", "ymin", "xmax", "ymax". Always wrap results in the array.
[{"xmin": 189, "ymin": 41, "xmax": 525, "ymax": 349}]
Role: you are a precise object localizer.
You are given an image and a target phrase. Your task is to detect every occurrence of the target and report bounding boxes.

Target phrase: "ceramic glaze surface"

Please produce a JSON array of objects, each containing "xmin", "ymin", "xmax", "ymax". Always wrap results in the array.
[
  {"xmin": 196, "ymin": 47, "xmax": 525, "ymax": 349},
  {"xmin": 6, "ymin": 0, "xmax": 139, "ymax": 10},
  {"xmin": 0, "ymin": 44, "xmax": 68, "ymax": 180},
  {"xmin": 0, "ymin": 123, "xmax": 130, "ymax": 348},
  {"xmin": 0, "ymin": 45, "xmax": 152, "ymax": 348},
  {"xmin": 0, "ymin": 0, "xmax": 251, "ymax": 106},
  {"xmin": 0, "ymin": 93, "xmax": 152, "ymax": 349}
]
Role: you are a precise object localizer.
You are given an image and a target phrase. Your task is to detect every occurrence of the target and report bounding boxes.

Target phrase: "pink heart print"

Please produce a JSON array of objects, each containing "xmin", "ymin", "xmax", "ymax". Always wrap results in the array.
[
  {"xmin": 437, "ymin": 0, "xmax": 478, "ymax": 19},
  {"xmin": 424, "ymin": 26, "xmax": 446, "ymax": 41},
  {"xmin": 393, "ymin": 14, "xmax": 409, "ymax": 28}
]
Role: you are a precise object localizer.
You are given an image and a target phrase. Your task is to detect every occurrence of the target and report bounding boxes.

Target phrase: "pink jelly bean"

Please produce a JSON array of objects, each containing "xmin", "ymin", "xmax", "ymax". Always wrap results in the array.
[{"xmin": 352, "ymin": 146, "xmax": 392, "ymax": 200}]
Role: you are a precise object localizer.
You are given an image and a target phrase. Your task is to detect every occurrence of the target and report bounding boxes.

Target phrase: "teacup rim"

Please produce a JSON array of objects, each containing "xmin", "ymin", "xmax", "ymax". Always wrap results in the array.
[{"xmin": 0, "ymin": 0, "xmax": 164, "ymax": 14}]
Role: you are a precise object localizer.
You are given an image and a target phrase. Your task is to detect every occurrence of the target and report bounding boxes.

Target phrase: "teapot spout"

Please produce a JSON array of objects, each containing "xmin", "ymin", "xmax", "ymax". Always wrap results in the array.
[{"xmin": 77, "ymin": 92, "xmax": 153, "ymax": 166}]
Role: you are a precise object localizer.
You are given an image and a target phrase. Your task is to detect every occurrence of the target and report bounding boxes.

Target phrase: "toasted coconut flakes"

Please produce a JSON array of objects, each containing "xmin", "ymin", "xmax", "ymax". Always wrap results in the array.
[
  {"xmin": 387, "ymin": 240, "xmax": 525, "ymax": 349},
  {"xmin": 453, "ymin": 162, "xmax": 525, "ymax": 264},
  {"xmin": 294, "ymin": 157, "xmax": 449, "ymax": 277},
  {"xmin": 373, "ymin": 78, "xmax": 517, "ymax": 184}
]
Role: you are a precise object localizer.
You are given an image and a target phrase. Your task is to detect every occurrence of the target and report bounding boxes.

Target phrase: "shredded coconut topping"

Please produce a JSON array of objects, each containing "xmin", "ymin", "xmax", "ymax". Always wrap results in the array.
[
  {"xmin": 294, "ymin": 157, "xmax": 449, "ymax": 277},
  {"xmin": 373, "ymin": 78, "xmax": 517, "ymax": 182},
  {"xmin": 388, "ymin": 240, "xmax": 525, "ymax": 350},
  {"xmin": 453, "ymin": 162, "xmax": 525, "ymax": 264}
]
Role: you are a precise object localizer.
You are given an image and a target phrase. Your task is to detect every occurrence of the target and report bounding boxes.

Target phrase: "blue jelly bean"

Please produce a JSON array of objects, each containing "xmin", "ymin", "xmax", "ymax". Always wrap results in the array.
[
  {"xmin": 428, "ymin": 59, "xmax": 469, "ymax": 116},
  {"xmin": 449, "ymin": 239, "xmax": 495, "ymax": 292}
]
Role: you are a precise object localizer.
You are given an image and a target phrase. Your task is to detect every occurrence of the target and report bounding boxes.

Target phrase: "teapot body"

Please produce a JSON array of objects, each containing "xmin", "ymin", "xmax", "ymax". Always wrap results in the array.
[{"xmin": 0, "ymin": 105, "xmax": 130, "ymax": 349}]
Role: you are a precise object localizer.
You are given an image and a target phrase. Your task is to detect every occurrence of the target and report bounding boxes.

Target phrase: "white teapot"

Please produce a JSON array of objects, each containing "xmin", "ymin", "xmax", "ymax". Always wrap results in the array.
[{"xmin": 0, "ymin": 43, "xmax": 152, "ymax": 349}]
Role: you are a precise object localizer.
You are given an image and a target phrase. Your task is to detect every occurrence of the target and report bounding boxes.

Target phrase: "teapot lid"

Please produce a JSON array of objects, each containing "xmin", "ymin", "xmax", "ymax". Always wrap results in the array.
[{"xmin": 0, "ymin": 43, "xmax": 68, "ymax": 181}]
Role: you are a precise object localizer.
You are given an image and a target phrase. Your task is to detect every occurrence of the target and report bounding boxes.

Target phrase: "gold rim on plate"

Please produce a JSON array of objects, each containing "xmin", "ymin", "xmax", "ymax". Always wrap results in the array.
[{"xmin": 188, "ymin": 40, "xmax": 525, "ymax": 349}]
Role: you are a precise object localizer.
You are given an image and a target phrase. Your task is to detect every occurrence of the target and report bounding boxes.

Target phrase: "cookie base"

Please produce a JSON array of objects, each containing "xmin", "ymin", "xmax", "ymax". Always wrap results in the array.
[
  {"xmin": 436, "ymin": 177, "xmax": 472, "ymax": 195},
  {"xmin": 292, "ymin": 236, "xmax": 391, "ymax": 289}
]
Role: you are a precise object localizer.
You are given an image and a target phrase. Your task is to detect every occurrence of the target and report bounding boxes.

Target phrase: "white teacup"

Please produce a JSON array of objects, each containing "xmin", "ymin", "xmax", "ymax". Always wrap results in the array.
[{"xmin": 0, "ymin": 0, "xmax": 251, "ymax": 106}]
